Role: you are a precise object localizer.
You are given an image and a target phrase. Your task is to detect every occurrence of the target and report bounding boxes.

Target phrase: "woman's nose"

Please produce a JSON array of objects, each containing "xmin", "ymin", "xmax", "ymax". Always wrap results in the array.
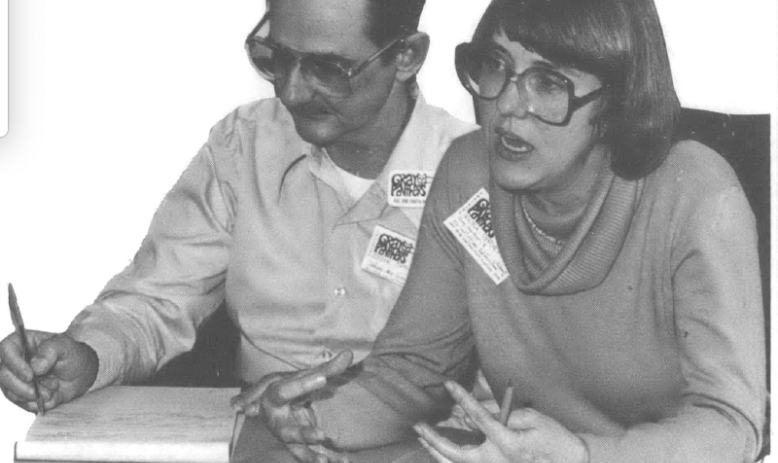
[{"xmin": 495, "ymin": 76, "xmax": 531, "ymax": 119}]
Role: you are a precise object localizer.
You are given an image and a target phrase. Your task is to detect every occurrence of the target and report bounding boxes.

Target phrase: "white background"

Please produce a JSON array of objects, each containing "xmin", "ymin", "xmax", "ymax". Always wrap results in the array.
[
  {"xmin": 0, "ymin": 0, "xmax": 6, "ymax": 137},
  {"xmin": 0, "ymin": 1, "xmax": 776, "ymax": 462}
]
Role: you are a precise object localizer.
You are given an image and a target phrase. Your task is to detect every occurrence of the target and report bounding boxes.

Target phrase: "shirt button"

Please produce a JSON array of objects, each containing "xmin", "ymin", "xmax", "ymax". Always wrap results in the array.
[{"xmin": 334, "ymin": 286, "xmax": 347, "ymax": 297}]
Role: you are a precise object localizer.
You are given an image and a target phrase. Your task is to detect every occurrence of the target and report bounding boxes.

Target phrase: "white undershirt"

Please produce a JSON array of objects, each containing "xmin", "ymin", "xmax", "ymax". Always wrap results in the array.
[{"xmin": 334, "ymin": 164, "xmax": 374, "ymax": 201}]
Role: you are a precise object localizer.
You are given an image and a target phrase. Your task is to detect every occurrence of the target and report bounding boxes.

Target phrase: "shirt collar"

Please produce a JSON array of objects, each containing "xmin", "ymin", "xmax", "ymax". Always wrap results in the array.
[{"xmin": 292, "ymin": 93, "xmax": 435, "ymax": 227}]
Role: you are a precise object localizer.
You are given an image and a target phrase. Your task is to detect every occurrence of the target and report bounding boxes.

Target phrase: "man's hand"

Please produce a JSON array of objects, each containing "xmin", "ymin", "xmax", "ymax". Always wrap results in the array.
[
  {"xmin": 414, "ymin": 381, "xmax": 589, "ymax": 463},
  {"xmin": 231, "ymin": 350, "xmax": 354, "ymax": 463},
  {"xmin": 0, "ymin": 330, "xmax": 99, "ymax": 413}
]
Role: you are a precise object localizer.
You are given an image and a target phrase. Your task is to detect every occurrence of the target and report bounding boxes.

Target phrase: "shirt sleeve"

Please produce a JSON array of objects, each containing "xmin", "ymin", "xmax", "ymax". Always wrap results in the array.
[
  {"xmin": 580, "ymin": 185, "xmax": 767, "ymax": 462},
  {"xmin": 312, "ymin": 154, "xmax": 478, "ymax": 450},
  {"xmin": 66, "ymin": 127, "xmax": 238, "ymax": 390}
]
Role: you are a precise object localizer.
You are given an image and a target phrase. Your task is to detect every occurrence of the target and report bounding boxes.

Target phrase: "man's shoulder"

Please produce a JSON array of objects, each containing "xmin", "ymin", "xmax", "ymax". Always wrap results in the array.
[
  {"xmin": 196, "ymin": 98, "xmax": 305, "ymax": 183},
  {"xmin": 205, "ymin": 98, "xmax": 301, "ymax": 156},
  {"xmin": 416, "ymin": 101, "xmax": 478, "ymax": 147},
  {"xmin": 212, "ymin": 98, "xmax": 293, "ymax": 135}
]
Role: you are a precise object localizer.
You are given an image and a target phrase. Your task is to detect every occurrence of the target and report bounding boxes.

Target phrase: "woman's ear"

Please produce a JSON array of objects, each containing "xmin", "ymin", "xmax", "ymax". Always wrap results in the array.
[{"xmin": 394, "ymin": 32, "xmax": 430, "ymax": 83}]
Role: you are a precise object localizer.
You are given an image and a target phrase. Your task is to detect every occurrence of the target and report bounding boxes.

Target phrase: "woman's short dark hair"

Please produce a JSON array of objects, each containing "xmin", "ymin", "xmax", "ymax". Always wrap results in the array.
[{"xmin": 473, "ymin": 0, "xmax": 680, "ymax": 179}]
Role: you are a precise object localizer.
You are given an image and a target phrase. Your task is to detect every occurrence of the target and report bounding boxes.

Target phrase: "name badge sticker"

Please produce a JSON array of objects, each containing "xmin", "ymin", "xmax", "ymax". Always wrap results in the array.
[
  {"xmin": 444, "ymin": 188, "xmax": 509, "ymax": 285},
  {"xmin": 388, "ymin": 170, "xmax": 434, "ymax": 207},
  {"xmin": 361, "ymin": 225, "xmax": 416, "ymax": 286}
]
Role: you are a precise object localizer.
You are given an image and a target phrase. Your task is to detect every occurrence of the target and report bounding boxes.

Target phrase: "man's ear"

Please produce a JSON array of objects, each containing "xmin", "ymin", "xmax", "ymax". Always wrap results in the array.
[{"xmin": 394, "ymin": 32, "xmax": 429, "ymax": 83}]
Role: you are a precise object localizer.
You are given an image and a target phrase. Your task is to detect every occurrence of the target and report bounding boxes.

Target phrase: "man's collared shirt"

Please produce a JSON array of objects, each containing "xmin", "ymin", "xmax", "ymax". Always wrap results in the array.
[{"xmin": 68, "ymin": 95, "xmax": 476, "ymax": 388}]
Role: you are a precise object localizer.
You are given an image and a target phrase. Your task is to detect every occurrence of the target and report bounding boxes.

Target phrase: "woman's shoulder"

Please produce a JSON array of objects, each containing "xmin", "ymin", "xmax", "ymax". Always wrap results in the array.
[
  {"xmin": 424, "ymin": 129, "xmax": 492, "ymax": 220},
  {"xmin": 647, "ymin": 139, "xmax": 743, "ymax": 199},
  {"xmin": 640, "ymin": 139, "xmax": 754, "ymax": 233},
  {"xmin": 436, "ymin": 129, "xmax": 491, "ymax": 191}
]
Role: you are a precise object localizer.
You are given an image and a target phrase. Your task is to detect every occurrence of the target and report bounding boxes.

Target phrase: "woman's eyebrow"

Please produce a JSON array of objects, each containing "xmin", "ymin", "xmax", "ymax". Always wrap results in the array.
[
  {"xmin": 530, "ymin": 60, "xmax": 557, "ymax": 70},
  {"xmin": 532, "ymin": 59, "xmax": 586, "ymax": 79}
]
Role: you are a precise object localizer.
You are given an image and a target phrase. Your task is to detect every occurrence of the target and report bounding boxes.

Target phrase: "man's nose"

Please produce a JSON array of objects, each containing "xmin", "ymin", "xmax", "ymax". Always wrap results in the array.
[
  {"xmin": 496, "ymin": 76, "xmax": 531, "ymax": 119},
  {"xmin": 276, "ymin": 61, "xmax": 314, "ymax": 105}
]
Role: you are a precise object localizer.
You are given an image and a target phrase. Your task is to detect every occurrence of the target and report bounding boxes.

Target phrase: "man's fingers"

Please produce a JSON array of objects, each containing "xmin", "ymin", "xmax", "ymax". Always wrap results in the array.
[
  {"xmin": 0, "ymin": 334, "xmax": 35, "ymax": 381},
  {"xmin": 0, "ymin": 365, "xmax": 37, "ymax": 400},
  {"xmin": 1, "ymin": 387, "xmax": 38, "ymax": 413},
  {"xmin": 267, "ymin": 374, "xmax": 326, "ymax": 408},
  {"xmin": 308, "ymin": 444, "xmax": 351, "ymax": 463},
  {"xmin": 311, "ymin": 350, "xmax": 353, "ymax": 378},
  {"xmin": 230, "ymin": 374, "xmax": 283, "ymax": 412},
  {"xmin": 268, "ymin": 350, "xmax": 354, "ymax": 408},
  {"xmin": 276, "ymin": 422, "xmax": 326, "ymax": 444},
  {"xmin": 287, "ymin": 444, "xmax": 329, "ymax": 463},
  {"xmin": 232, "ymin": 350, "xmax": 354, "ymax": 413},
  {"xmin": 30, "ymin": 336, "xmax": 69, "ymax": 377},
  {"xmin": 38, "ymin": 376, "xmax": 59, "ymax": 394}
]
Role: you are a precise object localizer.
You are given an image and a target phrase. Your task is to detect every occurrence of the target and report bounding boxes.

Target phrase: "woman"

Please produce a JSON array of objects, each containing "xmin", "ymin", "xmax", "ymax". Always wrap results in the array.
[{"xmin": 241, "ymin": 0, "xmax": 767, "ymax": 460}]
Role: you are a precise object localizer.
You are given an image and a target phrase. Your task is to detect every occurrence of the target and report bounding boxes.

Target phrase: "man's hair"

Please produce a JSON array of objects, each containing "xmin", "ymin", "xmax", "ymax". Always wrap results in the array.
[
  {"xmin": 473, "ymin": 0, "xmax": 680, "ymax": 179},
  {"xmin": 364, "ymin": 0, "xmax": 426, "ymax": 46}
]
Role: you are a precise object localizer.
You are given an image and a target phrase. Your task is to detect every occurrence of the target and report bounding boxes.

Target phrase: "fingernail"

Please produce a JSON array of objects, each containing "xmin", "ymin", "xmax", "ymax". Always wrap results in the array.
[
  {"xmin": 312, "ymin": 375, "xmax": 326, "ymax": 387},
  {"xmin": 30, "ymin": 358, "xmax": 43, "ymax": 371}
]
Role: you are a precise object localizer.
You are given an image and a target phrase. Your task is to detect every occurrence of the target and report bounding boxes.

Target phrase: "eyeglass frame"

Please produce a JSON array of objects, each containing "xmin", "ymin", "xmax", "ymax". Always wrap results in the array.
[
  {"xmin": 455, "ymin": 42, "xmax": 607, "ymax": 126},
  {"xmin": 244, "ymin": 12, "xmax": 409, "ymax": 97}
]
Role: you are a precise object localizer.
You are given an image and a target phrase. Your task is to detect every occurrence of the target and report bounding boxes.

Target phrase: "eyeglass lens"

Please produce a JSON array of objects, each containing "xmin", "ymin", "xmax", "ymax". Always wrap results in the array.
[
  {"xmin": 248, "ymin": 40, "xmax": 353, "ymax": 96},
  {"xmin": 462, "ymin": 48, "xmax": 571, "ymax": 124}
]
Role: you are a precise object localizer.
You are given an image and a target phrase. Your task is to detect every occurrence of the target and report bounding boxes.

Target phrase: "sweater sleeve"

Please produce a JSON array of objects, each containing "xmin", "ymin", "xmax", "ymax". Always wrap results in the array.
[
  {"xmin": 312, "ymin": 150, "xmax": 478, "ymax": 450},
  {"xmin": 66, "ymin": 122, "xmax": 238, "ymax": 390},
  {"xmin": 580, "ymin": 184, "xmax": 767, "ymax": 462}
]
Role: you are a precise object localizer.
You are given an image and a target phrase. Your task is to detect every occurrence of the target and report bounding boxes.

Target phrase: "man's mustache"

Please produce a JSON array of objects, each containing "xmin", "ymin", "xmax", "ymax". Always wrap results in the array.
[{"xmin": 287, "ymin": 102, "xmax": 333, "ymax": 117}]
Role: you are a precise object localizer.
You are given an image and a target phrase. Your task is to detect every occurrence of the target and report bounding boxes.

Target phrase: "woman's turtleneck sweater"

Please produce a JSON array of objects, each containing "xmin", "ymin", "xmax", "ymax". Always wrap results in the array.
[{"xmin": 314, "ymin": 130, "xmax": 766, "ymax": 463}]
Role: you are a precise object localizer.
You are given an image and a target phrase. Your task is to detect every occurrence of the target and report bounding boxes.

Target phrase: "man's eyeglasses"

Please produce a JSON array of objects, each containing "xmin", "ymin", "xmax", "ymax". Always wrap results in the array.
[
  {"xmin": 455, "ymin": 42, "xmax": 605, "ymax": 126},
  {"xmin": 245, "ymin": 13, "xmax": 407, "ymax": 98}
]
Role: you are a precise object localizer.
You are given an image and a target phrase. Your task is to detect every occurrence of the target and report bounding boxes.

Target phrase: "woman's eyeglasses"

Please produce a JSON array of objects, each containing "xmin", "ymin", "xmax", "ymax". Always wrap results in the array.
[
  {"xmin": 455, "ymin": 42, "xmax": 605, "ymax": 126},
  {"xmin": 245, "ymin": 13, "xmax": 406, "ymax": 98}
]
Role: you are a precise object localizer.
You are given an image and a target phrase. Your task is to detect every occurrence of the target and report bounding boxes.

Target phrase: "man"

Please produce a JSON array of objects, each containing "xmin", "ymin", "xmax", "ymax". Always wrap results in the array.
[{"xmin": 0, "ymin": 0, "xmax": 474, "ymax": 457}]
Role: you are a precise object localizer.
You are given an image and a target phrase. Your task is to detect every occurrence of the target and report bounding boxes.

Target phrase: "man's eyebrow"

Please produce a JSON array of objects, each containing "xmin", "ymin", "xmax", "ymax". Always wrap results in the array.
[{"xmin": 266, "ymin": 39, "xmax": 354, "ymax": 65}]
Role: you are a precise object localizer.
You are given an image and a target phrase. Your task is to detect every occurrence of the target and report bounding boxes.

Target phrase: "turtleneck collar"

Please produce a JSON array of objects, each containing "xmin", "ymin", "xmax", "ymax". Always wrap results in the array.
[{"xmin": 490, "ymin": 163, "xmax": 643, "ymax": 295}]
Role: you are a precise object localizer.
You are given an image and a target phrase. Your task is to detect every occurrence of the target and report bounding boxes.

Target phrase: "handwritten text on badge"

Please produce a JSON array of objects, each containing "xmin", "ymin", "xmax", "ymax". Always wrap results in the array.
[
  {"xmin": 444, "ymin": 188, "xmax": 509, "ymax": 285},
  {"xmin": 388, "ymin": 171, "xmax": 434, "ymax": 207},
  {"xmin": 361, "ymin": 226, "xmax": 416, "ymax": 286}
]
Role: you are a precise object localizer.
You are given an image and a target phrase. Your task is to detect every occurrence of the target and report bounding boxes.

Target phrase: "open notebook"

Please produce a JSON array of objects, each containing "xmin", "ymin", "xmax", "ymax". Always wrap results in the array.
[
  {"xmin": 15, "ymin": 385, "xmax": 482, "ymax": 463},
  {"xmin": 14, "ymin": 386, "xmax": 243, "ymax": 463}
]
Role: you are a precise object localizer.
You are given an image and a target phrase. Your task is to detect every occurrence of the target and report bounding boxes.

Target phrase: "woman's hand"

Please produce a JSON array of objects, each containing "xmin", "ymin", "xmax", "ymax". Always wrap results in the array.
[
  {"xmin": 414, "ymin": 381, "xmax": 589, "ymax": 463},
  {"xmin": 230, "ymin": 350, "xmax": 354, "ymax": 463}
]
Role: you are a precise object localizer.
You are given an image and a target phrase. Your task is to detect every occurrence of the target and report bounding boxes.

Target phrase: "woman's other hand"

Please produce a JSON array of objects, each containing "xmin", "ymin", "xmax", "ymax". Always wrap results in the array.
[{"xmin": 414, "ymin": 381, "xmax": 589, "ymax": 463}]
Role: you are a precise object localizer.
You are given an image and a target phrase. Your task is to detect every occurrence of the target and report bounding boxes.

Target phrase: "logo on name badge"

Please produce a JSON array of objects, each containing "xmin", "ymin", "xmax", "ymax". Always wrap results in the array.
[
  {"xmin": 388, "ymin": 171, "xmax": 434, "ymax": 207},
  {"xmin": 444, "ymin": 188, "xmax": 509, "ymax": 285},
  {"xmin": 361, "ymin": 225, "xmax": 416, "ymax": 286}
]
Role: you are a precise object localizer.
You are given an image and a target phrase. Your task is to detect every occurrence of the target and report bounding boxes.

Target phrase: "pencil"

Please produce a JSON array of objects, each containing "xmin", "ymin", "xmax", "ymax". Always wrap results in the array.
[
  {"xmin": 498, "ymin": 383, "xmax": 514, "ymax": 426},
  {"xmin": 8, "ymin": 283, "xmax": 46, "ymax": 415}
]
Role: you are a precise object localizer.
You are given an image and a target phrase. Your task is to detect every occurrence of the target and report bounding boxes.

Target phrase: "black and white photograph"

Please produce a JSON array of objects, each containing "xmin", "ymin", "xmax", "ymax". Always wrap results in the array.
[{"xmin": 0, "ymin": 1, "xmax": 775, "ymax": 462}]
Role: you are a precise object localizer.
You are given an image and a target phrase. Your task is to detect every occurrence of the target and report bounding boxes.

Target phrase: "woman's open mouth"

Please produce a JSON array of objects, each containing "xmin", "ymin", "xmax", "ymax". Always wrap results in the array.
[{"xmin": 495, "ymin": 127, "xmax": 534, "ymax": 160}]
